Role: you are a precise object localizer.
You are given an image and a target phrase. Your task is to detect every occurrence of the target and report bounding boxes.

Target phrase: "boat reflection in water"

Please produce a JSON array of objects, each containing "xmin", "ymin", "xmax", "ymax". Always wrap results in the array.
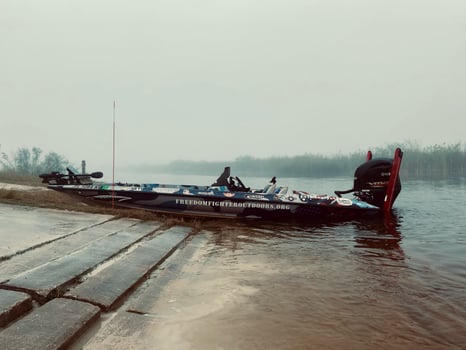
[
  {"xmin": 352, "ymin": 211, "xmax": 404, "ymax": 260},
  {"xmin": 202, "ymin": 212, "xmax": 405, "ymax": 262}
]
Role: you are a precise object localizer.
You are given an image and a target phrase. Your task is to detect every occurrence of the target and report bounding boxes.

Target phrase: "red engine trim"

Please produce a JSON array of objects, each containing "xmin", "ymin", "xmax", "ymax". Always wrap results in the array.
[
  {"xmin": 383, "ymin": 148, "xmax": 403, "ymax": 212},
  {"xmin": 366, "ymin": 150, "xmax": 373, "ymax": 161}
]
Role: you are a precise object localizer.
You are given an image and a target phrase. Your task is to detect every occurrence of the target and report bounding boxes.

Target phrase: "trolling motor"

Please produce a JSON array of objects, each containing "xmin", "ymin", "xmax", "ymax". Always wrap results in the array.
[
  {"xmin": 39, "ymin": 167, "xmax": 103, "ymax": 185},
  {"xmin": 335, "ymin": 148, "xmax": 403, "ymax": 211}
]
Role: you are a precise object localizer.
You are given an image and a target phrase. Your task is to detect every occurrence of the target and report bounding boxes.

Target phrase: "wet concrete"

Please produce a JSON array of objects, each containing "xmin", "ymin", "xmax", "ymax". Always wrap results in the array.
[
  {"xmin": 0, "ymin": 298, "xmax": 101, "ymax": 350},
  {"xmin": 0, "ymin": 290, "xmax": 32, "ymax": 327},
  {"xmin": 0, "ymin": 218, "xmax": 142, "ymax": 282},
  {"xmin": 0, "ymin": 202, "xmax": 113, "ymax": 258},
  {"xmin": 64, "ymin": 226, "xmax": 191, "ymax": 311},
  {"xmin": 2, "ymin": 221, "xmax": 162, "ymax": 304},
  {"xmin": 0, "ymin": 203, "xmax": 193, "ymax": 349}
]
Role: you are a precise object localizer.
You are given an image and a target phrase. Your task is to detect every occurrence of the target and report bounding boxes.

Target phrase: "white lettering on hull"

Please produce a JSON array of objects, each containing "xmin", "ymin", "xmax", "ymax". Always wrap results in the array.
[{"xmin": 175, "ymin": 199, "xmax": 291, "ymax": 210}]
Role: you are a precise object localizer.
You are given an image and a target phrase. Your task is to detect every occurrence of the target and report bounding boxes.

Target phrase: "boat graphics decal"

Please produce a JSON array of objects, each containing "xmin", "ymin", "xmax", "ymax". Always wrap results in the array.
[
  {"xmin": 223, "ymin": 192, "xmax": 235, "ymax": 198},
  {"xmin": 244, "ymin": 194, "xmax": 269, "ymax": 201},
  {"xmin": 94, "ymin": 195, "xmax": 132, "ymax": 202},
  {"xmin": 196, "ymin": 191, "xmax": 215, "ymax": 196},
  {"xmin": 353, "ymin": 200, "xmax": 378, "ymax": 209},
  {"xmin": 274, "ymin": 192, "xmax": 357, "ymax": 207},
  {"xmin": 152, "ymin": 187, "xmax": 179, "ymax": 194},
  {"xmin": 335, "ymin": 198, "xmax": 353, "ymax": 206}
]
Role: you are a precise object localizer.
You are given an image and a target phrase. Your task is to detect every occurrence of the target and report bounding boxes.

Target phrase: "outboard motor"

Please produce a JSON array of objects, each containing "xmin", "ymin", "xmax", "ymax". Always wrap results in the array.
[
  {"xmin": 336, "ymin": 148, "xmax": 403, "ymax": 211},
  {"xmin": 352, "ymin": 158, "xmax": 401, "ymax": 209}
]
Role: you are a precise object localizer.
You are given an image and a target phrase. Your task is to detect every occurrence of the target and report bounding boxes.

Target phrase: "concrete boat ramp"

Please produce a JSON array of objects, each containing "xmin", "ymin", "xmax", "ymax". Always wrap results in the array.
[{"xmin": 0, "ymin": 203, "xmax": 196, "ymax": 349}]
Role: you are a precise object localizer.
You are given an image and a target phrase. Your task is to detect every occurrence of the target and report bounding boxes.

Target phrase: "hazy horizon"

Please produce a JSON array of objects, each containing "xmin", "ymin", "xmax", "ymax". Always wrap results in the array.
[{"xmin": 2, "ymin": 0, "xmax": 466, "ymax": 176}]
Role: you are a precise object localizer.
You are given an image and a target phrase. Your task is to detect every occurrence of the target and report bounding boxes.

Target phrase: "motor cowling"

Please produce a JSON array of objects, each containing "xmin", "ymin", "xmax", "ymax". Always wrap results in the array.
[{"xmin": 353, "ymin": 158, "xmax": 401, "ymax": 209}]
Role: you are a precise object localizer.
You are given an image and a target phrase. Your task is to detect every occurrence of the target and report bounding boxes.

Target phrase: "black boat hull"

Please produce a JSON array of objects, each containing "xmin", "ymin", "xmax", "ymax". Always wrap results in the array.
[{"xmin": 52, "ymin": 185, "xmax": 380, "ymax": 222}]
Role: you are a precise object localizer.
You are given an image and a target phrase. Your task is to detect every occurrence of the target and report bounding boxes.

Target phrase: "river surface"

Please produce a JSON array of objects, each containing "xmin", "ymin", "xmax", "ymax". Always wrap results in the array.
[{"xmin": 106, "ymin": 171, "xmax": 466, "ymax": 349}]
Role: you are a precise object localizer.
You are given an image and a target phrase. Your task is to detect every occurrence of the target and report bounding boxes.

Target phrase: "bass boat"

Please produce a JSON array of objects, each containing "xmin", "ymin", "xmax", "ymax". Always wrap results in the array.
[{"xmin": 39, "ymin": 148, "xmax": 403, "ymax": 222}]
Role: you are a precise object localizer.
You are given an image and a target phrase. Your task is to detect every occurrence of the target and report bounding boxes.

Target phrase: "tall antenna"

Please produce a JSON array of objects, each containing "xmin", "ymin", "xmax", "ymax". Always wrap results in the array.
[{"xmin": 112, "ymin": 100, "xmax": 116, "ymax": 209}]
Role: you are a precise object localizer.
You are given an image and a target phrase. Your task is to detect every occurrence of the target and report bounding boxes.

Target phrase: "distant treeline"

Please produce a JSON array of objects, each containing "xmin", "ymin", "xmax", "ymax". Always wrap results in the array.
[
  {"xmin": 3, "ymin": 143, "xmax": 465, "ymax": 180},
  {"xmin": 155, "ymin": 143, "xmax": 466, "ymax": 179}
]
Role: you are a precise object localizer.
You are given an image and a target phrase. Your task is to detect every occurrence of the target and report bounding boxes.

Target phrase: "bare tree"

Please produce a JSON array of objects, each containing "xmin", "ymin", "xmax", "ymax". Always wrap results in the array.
[
  {"xmin": 14, "ymin": 147, "xmax": 32, "ymax": 174},
  {"xmin": 0, "ymin": 146, "xmax": 70, "ymax": 175},
  {"xmin": 40, "ymin": 152, "xmax": 69, "ymax": 173}
]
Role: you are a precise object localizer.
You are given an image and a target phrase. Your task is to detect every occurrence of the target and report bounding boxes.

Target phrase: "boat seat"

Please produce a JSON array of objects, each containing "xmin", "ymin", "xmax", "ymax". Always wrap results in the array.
[
  {"xmin": 261, "ymin": 176, "xmax": 277, "ymax": 194},
  {"xmin": 276, "ymin": 186, "xmax": 288, "ymax": 195},
  {"xmin": 211, "ymin": 167, "xmax": 230, "ymax": 187},
  {"xmin": 265, "ymin": 183, "xmax": 276, "ymax": 194},
  {"xmin": 258, "ymin": 186, "xmax": 287, "ymax": 195}
]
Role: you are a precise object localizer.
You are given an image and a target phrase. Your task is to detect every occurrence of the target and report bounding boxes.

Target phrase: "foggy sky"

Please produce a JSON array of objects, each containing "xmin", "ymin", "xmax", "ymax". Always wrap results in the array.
[{"xmin": 2, "ymin": 0, "xmax": 466, "ymax": 174}]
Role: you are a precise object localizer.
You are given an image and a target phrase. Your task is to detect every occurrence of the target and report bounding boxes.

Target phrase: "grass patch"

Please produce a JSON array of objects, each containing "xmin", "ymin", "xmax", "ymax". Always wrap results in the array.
[
  {"xmin": 1, "ymin": 189, "xmax": 17, "ymax": 199},
  {"xmin": 0, "ymin": 172, "xmax": 43, "ymax": 186}
]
